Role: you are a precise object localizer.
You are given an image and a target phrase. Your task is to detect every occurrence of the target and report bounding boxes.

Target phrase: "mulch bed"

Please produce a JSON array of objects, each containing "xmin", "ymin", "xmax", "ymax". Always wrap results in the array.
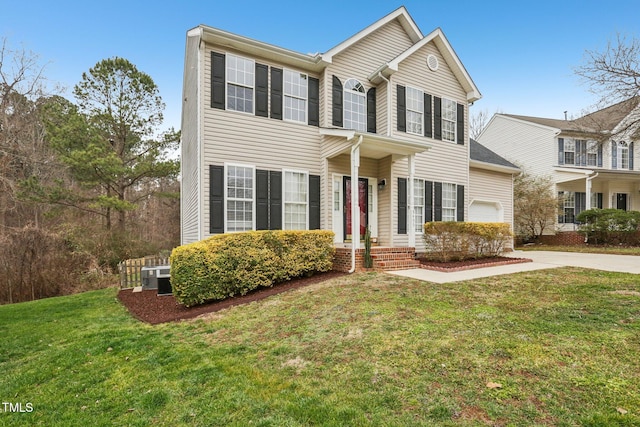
[
  {"xmin": 117, "ymin": 271, "xmax": 346, "ymax": 325},
  {"xmin": 418, "ymin": 256, "xmax": 532, "ymax": 272},
  {"xmin": 118, "ymin": 257, "xmax": 533, "ymax": 325}
]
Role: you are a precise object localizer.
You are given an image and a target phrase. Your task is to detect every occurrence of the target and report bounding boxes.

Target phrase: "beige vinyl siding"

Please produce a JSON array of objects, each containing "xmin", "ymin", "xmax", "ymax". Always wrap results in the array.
[
  {"xmin": 321, "ymin": 18, "xmax": 414, "ymax": 130},
  {"xmin": 201, "ymin": 45, "xmax": 323, "ymax": 239},
  {"xmin": 377, "ymin": 155, "xmax": 393, "ymax": 245},
  {"xmin": 478, "ymin": 115, "xmax": 558, "ymax": 177},
  {"xmin": 469, "ymin": 168, "xmax": 514, "ymax": 226},
  {"xmin": 181, "ymin": 31, "xmax": 202, "ymax": 244}
]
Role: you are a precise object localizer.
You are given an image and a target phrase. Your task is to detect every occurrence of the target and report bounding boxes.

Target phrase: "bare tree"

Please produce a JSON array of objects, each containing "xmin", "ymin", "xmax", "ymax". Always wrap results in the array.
[
  {"xmin": 0, "ymin": 38, "xmax": 58, "ymax": 229},
  {"xmin": 513, "ymin": 171, "xmax": 560, "ymax": 241},
  {"xmin": 575, "ymin": 33, "xmax": 640, "ymax": 105},
  {"xmin": 469, "ymin": 108, "xmax": 491, "ymax": 140}
]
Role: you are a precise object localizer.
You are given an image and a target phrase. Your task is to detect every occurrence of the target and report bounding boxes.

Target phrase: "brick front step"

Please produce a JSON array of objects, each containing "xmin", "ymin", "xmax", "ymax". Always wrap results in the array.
[{"xmin": 374, "ymin": 260, "xmax": 421, "ymax": 271}]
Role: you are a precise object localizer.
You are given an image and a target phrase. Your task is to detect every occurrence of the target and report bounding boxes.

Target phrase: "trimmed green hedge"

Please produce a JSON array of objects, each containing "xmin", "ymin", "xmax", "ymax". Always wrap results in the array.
[
  {"xmin": 170, "ymin": 230, "xmax": 335, "ymax": 307},
  {"xmin": 423, "ymin": 222, "xmax": 513, "ymax": 262},
  {"xmin": 577, "ymin": 208, "xmax": 640, "ymax": 245}
]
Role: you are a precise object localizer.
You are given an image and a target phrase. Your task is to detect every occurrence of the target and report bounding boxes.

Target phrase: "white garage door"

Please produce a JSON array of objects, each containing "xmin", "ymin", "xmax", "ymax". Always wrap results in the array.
[{"xmin": 469, "ymin": 201, "xmax": 501, "ymax": 222}]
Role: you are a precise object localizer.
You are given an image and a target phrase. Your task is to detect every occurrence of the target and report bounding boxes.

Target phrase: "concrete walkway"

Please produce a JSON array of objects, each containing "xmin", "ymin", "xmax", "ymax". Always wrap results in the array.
[{"xmin": 388, "ymin": 251, "xmax": 640, "ymax": 283}]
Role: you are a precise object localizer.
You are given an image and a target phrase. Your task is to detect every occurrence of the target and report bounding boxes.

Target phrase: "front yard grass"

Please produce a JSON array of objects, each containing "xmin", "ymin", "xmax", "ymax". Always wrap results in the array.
[
  {"xmin": 518, "ymin": 244, "xmax": 640, "ymax": 256},
  {"xmin": 1, "ymin": 268, "xmax": 639, "ymax": 426}
]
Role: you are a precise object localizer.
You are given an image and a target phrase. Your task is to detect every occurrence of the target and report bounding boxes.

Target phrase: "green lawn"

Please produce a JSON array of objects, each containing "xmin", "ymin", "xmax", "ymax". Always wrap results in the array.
[
  {"xmin": 1, "ymin": 268, "xmax": 639, "ymax": 426},
  {"xmin": 518, "ymin": 244, "xmax": 640, "ymax": 256}
]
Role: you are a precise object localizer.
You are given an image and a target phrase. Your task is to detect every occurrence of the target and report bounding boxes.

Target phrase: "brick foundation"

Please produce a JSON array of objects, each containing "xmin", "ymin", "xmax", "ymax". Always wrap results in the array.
[
  {"xmin": 537, "ymin": 232, "xmax": 586, "ymax": 246},
  {"xmin": 333, "ymin": 247, "xmax": 420, "ymax": 272}
]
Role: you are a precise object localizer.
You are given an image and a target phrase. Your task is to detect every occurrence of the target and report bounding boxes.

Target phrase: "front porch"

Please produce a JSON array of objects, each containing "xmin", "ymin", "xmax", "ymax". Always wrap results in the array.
[{"xmin": 333, "ymin": 246, "xmax": 420, "ymax": 272}]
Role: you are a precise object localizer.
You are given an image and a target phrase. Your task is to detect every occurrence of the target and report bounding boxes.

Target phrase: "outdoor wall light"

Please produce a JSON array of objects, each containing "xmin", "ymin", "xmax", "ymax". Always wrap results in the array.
[{"xmin": 378, "ymin": 179, "xmax": 387, "ymax": 190}]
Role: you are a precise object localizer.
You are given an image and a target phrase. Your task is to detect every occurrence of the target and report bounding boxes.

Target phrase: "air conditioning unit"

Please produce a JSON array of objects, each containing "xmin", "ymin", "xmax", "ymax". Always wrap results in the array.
[{"xmin": 141, "ymin": 265, "xmax": 172, "ymax": 295}]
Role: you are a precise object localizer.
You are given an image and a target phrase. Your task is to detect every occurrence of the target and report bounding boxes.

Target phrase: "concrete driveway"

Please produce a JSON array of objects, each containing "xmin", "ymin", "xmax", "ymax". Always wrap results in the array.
[{"xmin": 388, "ymin": 250, "xmax": 640, "ymax": 284}]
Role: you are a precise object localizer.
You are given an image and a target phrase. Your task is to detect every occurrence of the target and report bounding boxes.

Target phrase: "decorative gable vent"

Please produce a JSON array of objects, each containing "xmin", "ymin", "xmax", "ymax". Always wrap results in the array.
[{"xmin": 426, "ymin": 54, "xmax": 439, "ymax": 71}]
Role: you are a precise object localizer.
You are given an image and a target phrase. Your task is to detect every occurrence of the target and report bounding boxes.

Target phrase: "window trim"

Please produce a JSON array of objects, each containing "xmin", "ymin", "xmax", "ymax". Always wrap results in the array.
[
  {"xmin": 441, "ymin": 98, "xmax": 457, "ymax": 143},
  {"xmin": 618, "ymin": 141, "xmax": 630, "ymax": 170},
  {"xmin": 224, "ymin": 163, "xmax": 256, "ymax": 232},
  {"xmin": 225, "ymin": 53, "xmax": 255, "ymax": 114},
  {"xmin": 442, "ymin": 182, "xmax": 457, "ymax": 221},
  {"xmin": 413, "ymin": 178, "xmax": 425, "ymax": 232},
  {"xmin": 343, "ymin": 78, "xmax": 367, "ymax": 132},
  {"xmin": 282, "ymin": 168, "xmax": 309, "ymax": 230},
  {"xmin": 406, "ymin": 86, "xmax": 424, "ymax": 136},
  {"xmin": 586, "ymin": 140, "xmax": 598, "ymax": 166},
  {"xmin": 564, "ymin": 139, "xmax": 576, "ymax": 165},
  {"xmin": 283, "ymin": 68, "xmax": 308, "ymax": 124}
]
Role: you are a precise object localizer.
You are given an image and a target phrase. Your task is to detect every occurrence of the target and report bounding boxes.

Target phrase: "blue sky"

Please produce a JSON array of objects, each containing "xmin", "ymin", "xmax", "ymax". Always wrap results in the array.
[{"xmin": 2, "ymin": 0, "xmax": 639, "ymax": 132}]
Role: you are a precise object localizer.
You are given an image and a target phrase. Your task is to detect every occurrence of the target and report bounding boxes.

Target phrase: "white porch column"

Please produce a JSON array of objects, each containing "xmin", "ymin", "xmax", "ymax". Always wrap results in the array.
[
  {"xmin": 585, "ymin": 176, "xmax": 592, "ymax": 210},
  {"xmin": 408, "ymin": 154, "xmax": 415, "ymax": 248},
  {"xmin": 352, "ymin": 145, "xmax": 360, "ymax": 246}
]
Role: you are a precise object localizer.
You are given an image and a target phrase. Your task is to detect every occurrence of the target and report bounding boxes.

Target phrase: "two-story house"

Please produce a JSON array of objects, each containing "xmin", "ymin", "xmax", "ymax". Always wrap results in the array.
[
  {"xmin": 180, "ymin": 7, "xmax": 516, "ymax": 269},
  {"xmin": 478, "ymin": 98, "xmax": 640, "ymax": 230}
]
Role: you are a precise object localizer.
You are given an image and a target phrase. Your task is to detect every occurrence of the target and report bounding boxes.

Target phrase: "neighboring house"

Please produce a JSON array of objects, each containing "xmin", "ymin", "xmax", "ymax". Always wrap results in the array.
[
  {"xmin": 478, "ymin": 98, "xmax": 640, "ymax": 231},
  {"xmin": 180, "ymin": 6, "xmax": 513, "ymax": 262}
]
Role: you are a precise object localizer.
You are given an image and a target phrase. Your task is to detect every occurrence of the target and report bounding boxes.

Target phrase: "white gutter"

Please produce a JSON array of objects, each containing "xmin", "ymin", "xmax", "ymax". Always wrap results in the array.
[
  {"xmin": 377, "ymin": 72, "xmax": 392, "ymax": 137},
  {"xmin": 349, "ymin": 135, "xmax": 364, "ymax": 273}
]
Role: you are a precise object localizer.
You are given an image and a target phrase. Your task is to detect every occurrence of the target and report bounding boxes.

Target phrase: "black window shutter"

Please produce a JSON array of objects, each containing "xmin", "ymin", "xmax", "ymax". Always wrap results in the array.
[
  {"xmin": 255, "ymin": 63, "xmax": 269, "ymax": 118},
  {"xmin": 425, "ymin": 181, "xmax": 433, "ymax": 222},
  {"xmin": 367, "ymin": 87, "xmax": 376, "ymax": 133},
  {"xmin": 579, "ymin": 140, "xmax": 587, "ymax": 166},
  {"xmin": 612, "ymin": 142, "xmax": 617, "ymax": 169},
  {"xmin": 397, "ymin": 178, "xmax": 407, "ymax": 234},
  {"xmin": 456, "ymin": 185, "xmax": 465, "ymax": 222},
  {"xmin": 558, "ymin": 138, "xmax": 565, "ymax": 165},
  {"xmin": 456, "ymin": 103, "xmax": 465, "ymax": 145},
  {"xmin": 211, "ymin": 52, "xmax": 225, "ymax": 110},
  {"xmin": 558, "ymin": 191, "xmax": 564, "ymax": 224},
  {"xmin": 597, "ymin": 193, "xmax": 603, "ymax": 209},
  {"xmin": 575, "ymin": 192, "xmax": 586, "ymax": 219},
  {"xmin": 434, "ymin": 182, "xmax": 443, "ymax": 221},
  {"xmin": 332, "ymin": 75, "xmax": 343, "ymax": 127},
  {"xmin": 309, "ymin": 175, "xmax": 321, "ymax": 230},
  {"xmin": 209, "ymin": 165, "xmax": 224, "ymax": 233},
  {"xmin": 597, "ymin": 144, "xmax": 603, "ymax": 167},
  {"xmin": 308, "ymin": 77, "xmax": 319, "ymax": 127},
  {"xmin": 630, "ymin": 142, "xmax": 634, "ymax": 170},
  {"xmin": 270, "ymin": 67, "xmax": 283, "ymax": 120},
  {"xmin": 269, "ymin": 171, "xmax": 282, "ymax": 230},
  {"xmin": 256, "ymin": 170, "xmax": 269, "ymax": 230},
  {"xmin": 434, "ymin": 97, "xmax": 442, "ymax": 140},
  {"xmin": 424, "ymin": 94, "xmax": 432, "ymax": 138},
  {"xmin": 396, "ymin": 85, "xmax": 406, "ymax": 132}
]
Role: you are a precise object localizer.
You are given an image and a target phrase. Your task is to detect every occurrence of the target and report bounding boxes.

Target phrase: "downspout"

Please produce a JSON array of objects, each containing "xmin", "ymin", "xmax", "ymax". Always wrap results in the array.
[
  {"xmin": 349, "ymin": 134, "xmax": 364, "ymax": 273},
  {"xmin": 377, "ymin": 72, "xmax": 392, "ymax": 137}
]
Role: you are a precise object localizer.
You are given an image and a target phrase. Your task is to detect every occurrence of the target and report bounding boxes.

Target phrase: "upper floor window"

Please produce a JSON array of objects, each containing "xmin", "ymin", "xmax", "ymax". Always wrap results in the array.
[
  {"xmin": 406, "ymin": 87, "xmax": 424, "ymax": 136},
  {"xmin": 564, "ymin": 139, "xmax": 575, "ymax": 165},
  {"xmin": 442, "ymin": 98, "xmax": 457, "ymax": 143},
  {"xmin": 284, "ymin": 69, "xmax": 308, "ymax": 123},
  {"xmin": 586, "ymin": 141, "xmax": 598, "ymax": 166},
  {"xmin": 618, "ymin": 141, "xmax": 630, "ymax": 170},
  {"xmin": 343, "ymin": 78, "xmax": 366, "ymax": 132},
  {"xmin": 226, "ymin": 54, "xmax": 254, "ymax": 113}
]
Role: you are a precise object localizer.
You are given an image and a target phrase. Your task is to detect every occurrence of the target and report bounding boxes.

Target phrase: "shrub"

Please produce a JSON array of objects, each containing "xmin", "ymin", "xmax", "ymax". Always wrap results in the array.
[
  {"xmin": 577, "ymin": 208, "xmax": 640, "ymax": 245},
  {"xmin": 423, "ymin": 222, "xmax": 513, "ymax": 262},
  {"xmin": 170, "ymin": 230, "xmax": 335, "ymax": 307}
]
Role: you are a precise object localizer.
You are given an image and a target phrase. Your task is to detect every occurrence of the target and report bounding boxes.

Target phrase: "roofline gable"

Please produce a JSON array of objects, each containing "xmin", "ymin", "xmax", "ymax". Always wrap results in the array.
[
  {"xmin": 369, "ymin": 28, "xmax": 481, "ymax": 103},
  {"xmin": 320, "ymin": 6, "xmax": 423, "ymax": 64}
]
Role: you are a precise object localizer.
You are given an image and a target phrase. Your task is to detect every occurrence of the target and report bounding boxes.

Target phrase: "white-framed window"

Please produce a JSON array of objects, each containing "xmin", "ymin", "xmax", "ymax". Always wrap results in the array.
[
  {"xmin": 618, "ymin": 141, "xmax": 629, "ymax": 170},
  {"xmin": 561, "ymin": 191, "xmax": 575, "ymax": 224},
  {"xmin": 226, "ymin": 164, "xmax": 254, "ymax": 232},
  {"xmin": 442, "ymin": 182, "xmax": 457, "ymax": 221},
  {"xmin": 442, "ymin": 98, "xmax": 457, "ymax": 143},
  {"xmin": 333, "ymin": 179, "xmax": 340, "ymax": 212},
  {"xmin": 284, "ymin": 170, "xmax": 308, "ymax": 230},
  {"xmin": 284, "ymin": 69, "xmax": 308, "ymax": 123},
  {"xmin": 587, "ymin": 141, "xmax": 598, "ymax": 166},
  {"xmin": 406, "ymin": 87, "xmax": 424, "ymax": 135},
  {"xmin": 226, "ymin": 54, "xmax": 254, "ymax": 113},
  {"xmin": 413, "ymin": 179, "xmax": 425, "ymax": 232},
  {"xmin": 564, "ymin": 139, "xmax": 575, "ymax": 165},
  {"xmin": 343, "ymin": 78, "xmax": 366, "ymax": 132}
]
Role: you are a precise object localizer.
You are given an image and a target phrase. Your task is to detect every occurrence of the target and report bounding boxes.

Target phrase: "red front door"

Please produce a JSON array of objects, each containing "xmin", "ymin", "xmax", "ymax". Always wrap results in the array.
[{"xmin": 344, "ymin": 177, "xmax": 368, "ymax": 241}]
